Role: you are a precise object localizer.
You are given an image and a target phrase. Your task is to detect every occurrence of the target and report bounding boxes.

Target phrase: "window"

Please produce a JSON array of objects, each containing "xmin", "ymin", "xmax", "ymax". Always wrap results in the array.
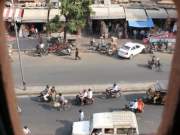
[
  {"xmin": 91, "ymin": 128, "xmax": 102, "ymax": 135},
  {"xmin": 122, "ymin": 45, "xmax": 131, "ymax": 50},
  {"xmin": 136, "ymin": 45, "xmax": 140, "ymax": 48},
  {"xmin": 117, "ymin": 128, "xmax": 136, "ymax": 134},
  {"xmin": 131, "ymin": 47, "xmax": 136, "ymax": 50},
  {"xmin": 105, "ymin": 128, "xmax": 114, "ymax": 134}
]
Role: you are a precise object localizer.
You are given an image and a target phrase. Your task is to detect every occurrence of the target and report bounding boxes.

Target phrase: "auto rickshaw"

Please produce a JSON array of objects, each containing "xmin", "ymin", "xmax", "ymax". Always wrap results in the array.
[{"xmin": 144, "ymin": 80, "xmax": 168, "ymax": 105}]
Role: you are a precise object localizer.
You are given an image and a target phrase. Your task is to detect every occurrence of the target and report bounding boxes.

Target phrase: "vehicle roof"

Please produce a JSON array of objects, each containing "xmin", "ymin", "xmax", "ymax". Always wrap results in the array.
[
  {"xmin": 72, "ymin": 121, "xmax": 90, "ymax": 135},
  {"xmin": 124, "ymin": 42, "xmax": 144, "ymax": 48},
  {"xmin": 92, "ymin": 111, "xmax": 138, "ymax": 129},
  {"xmin": 154, "ymin": 80, "xmax": 168, "ymax": 92}
]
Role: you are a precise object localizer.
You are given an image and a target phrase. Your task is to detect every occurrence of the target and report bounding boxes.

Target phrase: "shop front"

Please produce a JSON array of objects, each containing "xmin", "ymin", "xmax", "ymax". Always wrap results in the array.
[{"xmin": 90, "ymin": 5, "xmax": 125, "ymax": 38}]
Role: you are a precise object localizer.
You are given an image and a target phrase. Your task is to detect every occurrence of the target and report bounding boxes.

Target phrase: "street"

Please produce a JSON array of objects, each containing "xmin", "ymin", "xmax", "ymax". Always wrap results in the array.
[
  {"xmin": 18, "ymin": 93, "xmax": 163, "ymax": 135},
  {"xmin": 12, "ymin": 51, "xmax": 172, "ymax": 87}
]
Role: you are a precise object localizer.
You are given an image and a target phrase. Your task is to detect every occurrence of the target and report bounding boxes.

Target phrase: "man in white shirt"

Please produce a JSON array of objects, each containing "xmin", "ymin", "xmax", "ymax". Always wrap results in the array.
[
  {"xmin": 111, "ymin": 83, "xmax": 119, "ymax": 92},
  {"xmin": 129, "ymin": 100, "xmax": 138, "ymax": 113},
  {"xmin": 79, "ymin": 109, "xmax": 85, "ymax": 121},
  {"xmin": 23, "ymin": 126, "xmax": 31, "ymax": 135},
  {"xmin": 80, "ymin": 90, "xmax": 88, "ymax": 105},
  {"xmin": 87, "ymin": 89, "xmax": 93, "ymax": 99}
]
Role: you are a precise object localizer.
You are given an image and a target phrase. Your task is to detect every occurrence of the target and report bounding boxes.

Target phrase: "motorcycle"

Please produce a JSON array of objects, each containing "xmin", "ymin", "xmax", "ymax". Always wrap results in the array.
[
  {"xmin": 75, "ymin": 95, "xmax": 94, "ymax": 105},
  {"xmin": 148, "ymin": 60, "xmax": 161, "ymax": 71},
  {"xmin": 104, "ymin": 88, "xmax": 121, "ymax": 98},
  {"xmin": 35, "ymin": 43, "xmax": 48, "ymax": 57},
  {"xmin": 38, "ymin": 95, "xmax": 53, "ymax": 103}
]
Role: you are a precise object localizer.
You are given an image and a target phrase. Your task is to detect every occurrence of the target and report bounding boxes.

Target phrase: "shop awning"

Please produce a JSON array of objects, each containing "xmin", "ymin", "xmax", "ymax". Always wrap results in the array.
[
  {"xmin": 90, "ymin": 5, "xmax": 125, "ymax": 19},
  {"xmin": 128, "ymin": 18, "xmax": 154, "ymax": 28},
  {"xmin": 146, "ymin": 8, "xmax": 168, "ymax": 19},
  {"xmin": 109, "ymin": 6, "xmax": 125, "ymax": 19},
  {"xmin": 3, "ymin": 7, "xmax": 23, "ymax": 22},
  {"xmin": 125, "ymin": 8, "xmax": 147, "ymax": 21},
  {"xmin": 22, "ymin": 9, "xmax": 48, "ymax": 23},
  {"xmin": 49, "ymin": 9, "xmax": 65, "ymax": 21},
  {"xmin": 90, "ymin": 6, "xmax": 109, "ymax": 19},
  {"xmin": 166, "ymin": 9, "xmax": 177, "ymax": 18}
]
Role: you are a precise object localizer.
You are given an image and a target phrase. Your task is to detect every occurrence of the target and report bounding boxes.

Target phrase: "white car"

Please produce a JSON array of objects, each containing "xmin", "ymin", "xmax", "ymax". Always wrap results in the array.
[
  {"xmin": 118, "ymin": 42, "xmax": 145, "ymax": 59},
  {"xmin": 72, "ymin": 111, "xmax": 139, "ymax": 135}
]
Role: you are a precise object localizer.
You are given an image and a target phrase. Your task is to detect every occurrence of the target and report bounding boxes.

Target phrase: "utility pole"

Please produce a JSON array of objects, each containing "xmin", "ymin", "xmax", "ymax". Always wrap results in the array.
[{"xmin": 12, "ymin": 0, "xmax": 26, "ymax": 90}]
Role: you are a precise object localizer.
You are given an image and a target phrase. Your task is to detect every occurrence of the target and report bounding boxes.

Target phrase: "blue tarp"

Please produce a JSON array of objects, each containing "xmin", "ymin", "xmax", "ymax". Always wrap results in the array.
[{"xmin": 128, "ymin": 18, "xmax": 154, "ymax": 28}]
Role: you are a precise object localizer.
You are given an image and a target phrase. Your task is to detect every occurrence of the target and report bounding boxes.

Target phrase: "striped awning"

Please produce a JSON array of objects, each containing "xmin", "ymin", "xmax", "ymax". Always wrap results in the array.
[
  {"xmin": 3, "ymin": 7, "xmax": 23, "ymax": 22},
  {"xmin": 146, "ymin": 8, "xmax": 168, "ymax": 19},
  {"xmin": 125, "ymin": 8, "xmax": 147, "ymax": 21}
]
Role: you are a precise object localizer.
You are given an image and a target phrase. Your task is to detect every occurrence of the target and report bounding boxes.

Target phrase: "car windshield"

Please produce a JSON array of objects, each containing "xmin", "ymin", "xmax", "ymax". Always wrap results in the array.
[{"xmin": 121, "ymin": 45, "xmax": 130, "ymax": 50}]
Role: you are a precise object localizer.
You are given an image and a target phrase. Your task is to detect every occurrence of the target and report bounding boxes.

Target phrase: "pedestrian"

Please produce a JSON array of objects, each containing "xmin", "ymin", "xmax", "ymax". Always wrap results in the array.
[
  {"xmin": 79, "ymin": 109, "xmax": 84, "ymax": 121},
  {"xmin": 75, "ymin": 48, "xmax": 81, "ymax": 60},
  {"xmin": 23, "ymin": 126, "xmax": 31, "ymax": 135}
]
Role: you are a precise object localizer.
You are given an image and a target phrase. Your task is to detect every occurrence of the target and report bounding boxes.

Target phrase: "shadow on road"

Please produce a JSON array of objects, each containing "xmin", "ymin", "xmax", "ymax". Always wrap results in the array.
[
  {"xmin": 137, "ymin": 64, "xmax": 149, "ymax": 69},
  {"xmin": 55, "ymin": 120, "xmax": 72, "ymax": 135},
  {"xmin": 38, "ymin": 103, "xmax": 53, "ymax": 111},
  {"xmin": 62, "ymin": 56, "xmax": 76, "ymax": 60}
]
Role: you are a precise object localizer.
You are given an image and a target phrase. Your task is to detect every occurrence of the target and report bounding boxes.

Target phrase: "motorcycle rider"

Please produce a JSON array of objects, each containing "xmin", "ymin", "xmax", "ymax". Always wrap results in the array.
[
  {"xmin": 129, "ymin": 99, "xmax": 138, "ymax": 113},
  {"xmin": 87, "ymin": 88, "xmax": 93, "ymax": 100},
  {"xmin": 137, "ymin": 98, "xmax": 144, "ymax": 112},
  {"xmin": 43, "ymin": 86, "xmax": 56, "ymax": 102},
  {"xmin": 38, "ymin": 85, "xmax": 50, "ymax": 97},
  {"xmin": 58, "ymin": 93, "xmax": 68, "ymax": 108},
  {"xmin": 79, "ymin": 89, "xmax": 88, "ymax": 105},
  {"xmin": 151, "ymin": 55, "xmax": 156, "ymax": 65}
]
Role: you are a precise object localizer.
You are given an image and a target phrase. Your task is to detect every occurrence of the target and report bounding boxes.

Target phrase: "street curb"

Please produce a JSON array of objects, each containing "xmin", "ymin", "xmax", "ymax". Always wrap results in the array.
[{"xmin": 15, "ymin": 82, "xmax": 154, "ymax": 96}]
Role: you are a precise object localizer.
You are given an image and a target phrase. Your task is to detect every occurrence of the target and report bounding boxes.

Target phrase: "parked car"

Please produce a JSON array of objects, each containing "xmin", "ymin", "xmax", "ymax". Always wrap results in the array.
[
  {"xmin": 118, "ymin": 42, "xmax": 145, "ymax": 59},
  {"xmin": 72, "ymin": 111, "xmax": 139, "ymax": 135},
  {"xmin": 144, "ymin": 80, "xmax": 168, "ymax": 105}
]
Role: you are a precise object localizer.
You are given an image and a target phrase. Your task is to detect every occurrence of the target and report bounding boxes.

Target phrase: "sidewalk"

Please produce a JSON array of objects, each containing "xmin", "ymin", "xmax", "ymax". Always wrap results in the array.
[{"xmin": 15, "ymin": 82, "xmax": 154, "ymax": 96}]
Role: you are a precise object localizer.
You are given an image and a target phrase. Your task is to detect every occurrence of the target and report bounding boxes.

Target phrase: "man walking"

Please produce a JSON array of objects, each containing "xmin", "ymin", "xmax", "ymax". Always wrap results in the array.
[
  {"xmin": 79, "ymin": 109, "xmax": 84, "ymax": 121},
  {"xmin": 75, "ymin": 48, "xmax": 81, "ymax": 60}
]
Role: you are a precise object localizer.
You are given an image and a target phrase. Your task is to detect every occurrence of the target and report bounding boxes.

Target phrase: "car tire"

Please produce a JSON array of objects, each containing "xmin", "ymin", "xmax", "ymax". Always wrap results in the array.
[
  {"xmin": 129, "ymin": 54, "xmax": 133, "ymax": 59},
  {"xmin": 141, "ymin": 48, "xmax": 146, "ymax": 53}
]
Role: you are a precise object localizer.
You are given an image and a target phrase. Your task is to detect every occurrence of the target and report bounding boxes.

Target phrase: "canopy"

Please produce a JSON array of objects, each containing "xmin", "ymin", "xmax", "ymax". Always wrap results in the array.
[
  {"xmin": 90, "ymin": 5, "xmax": 125, "ymax": 19},
  {"xmin": 146, "ymin": 8, "xmax": 168, "ymax": 19},
  {"xmin": 125, "ymin": 8, "xmax": 147, "ymax": 21},
  {"xmin": 128, "ymin": 18, "xmax": 154, "ymax": 28},
  {"xmin": 22, "ymin": 9, "xmax": 48, "ymax": 23}
]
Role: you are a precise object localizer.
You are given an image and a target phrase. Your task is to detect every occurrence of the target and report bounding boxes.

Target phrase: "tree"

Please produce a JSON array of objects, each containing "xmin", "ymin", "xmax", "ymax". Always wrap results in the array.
[
  {"xmin": 46, "ymin": 15, "xmax": 62, "ymax": 33},
  {"xmin": 59, "ymin": 0, "xmax": 92, "ymax": 43}
]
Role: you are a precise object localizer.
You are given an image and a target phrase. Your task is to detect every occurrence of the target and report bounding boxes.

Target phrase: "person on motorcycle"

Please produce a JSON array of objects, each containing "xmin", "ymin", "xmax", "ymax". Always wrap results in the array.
[
  {"xmin": 153, "ymin": 91, "xmax": 160, "ymax": 104},
  {"xmin": 87, "ymin": 88, "xmax": 93, "ymax": 100},
  {"xmin": 58, "ymin": 93, "xmax": 68, "ymax": 107},
  {"xmin": 129, "ymin": 99, "xmax": 138, "ymax": 113},
  {"xmin": 43, "ymin": 86, "xmax": 56, "ymax": 102},
  {"xmin": 39, "ymin": 85, "xmax": 49, "ymax": 97},
  {"xmin": 151, "ymin": 55, "xmax": 156, "ymax": 65},
  {"xmin": 137, "ymin": 98, "xmax": 144, "ymax": 112},
  {"xmin": 111, "ymin": 83, "xmax": 119, "ymax": 93},
  {"xmin": 79, "ymin": 89, "xmax": 88, "ymax": 105},
  {"xmin": 155, "ymin": 57, "xmax": 161, "ymax": 69}
]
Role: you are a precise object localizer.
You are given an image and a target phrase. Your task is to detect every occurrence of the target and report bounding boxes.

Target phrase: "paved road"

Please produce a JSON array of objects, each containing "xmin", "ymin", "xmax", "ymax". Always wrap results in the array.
[
  {"xmin": 18, "ymin": 93, "xmax": 163, "ymax": 135},
  {"xmin": 12, "ymin": 51, "xmax": 171, "ymax": 87}
]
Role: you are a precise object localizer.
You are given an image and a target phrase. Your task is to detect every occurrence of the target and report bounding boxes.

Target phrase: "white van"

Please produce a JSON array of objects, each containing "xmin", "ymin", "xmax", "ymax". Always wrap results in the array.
[{"xmin": 72, "ymin": 111, "xmax": 139, "ymax": 135}]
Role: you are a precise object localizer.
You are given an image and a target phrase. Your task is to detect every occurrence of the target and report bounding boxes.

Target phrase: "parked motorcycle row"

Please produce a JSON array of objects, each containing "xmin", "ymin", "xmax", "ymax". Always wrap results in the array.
[{"xmin": 33, "ymin": 37, "xmax": 75, "ymax": 57}]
